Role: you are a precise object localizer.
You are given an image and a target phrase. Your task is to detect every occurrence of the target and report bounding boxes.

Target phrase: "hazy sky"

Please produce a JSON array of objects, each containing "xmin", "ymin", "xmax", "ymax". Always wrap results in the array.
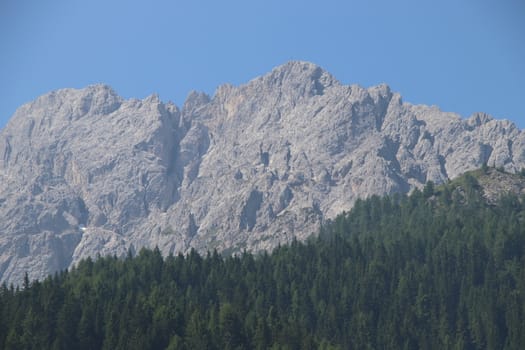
[{"xmin": 1, "ymin": 0, "xmax": 524, "ymax": 129}]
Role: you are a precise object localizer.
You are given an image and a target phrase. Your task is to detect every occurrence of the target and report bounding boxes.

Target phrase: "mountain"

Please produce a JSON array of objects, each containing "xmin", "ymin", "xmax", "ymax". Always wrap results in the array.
[{"xmin": 1, "ymin": 61, "xmax": 524, "ymax": 284}]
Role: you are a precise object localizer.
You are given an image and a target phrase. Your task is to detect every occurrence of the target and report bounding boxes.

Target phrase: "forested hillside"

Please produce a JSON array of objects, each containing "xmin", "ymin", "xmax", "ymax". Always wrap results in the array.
[{"xmin": 1, "ymin": 169, "xmax": 525, "ymax": 349}]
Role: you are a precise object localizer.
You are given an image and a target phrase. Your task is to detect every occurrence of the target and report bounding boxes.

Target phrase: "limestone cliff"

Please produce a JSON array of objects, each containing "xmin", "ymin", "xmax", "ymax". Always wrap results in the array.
[{"xmin": 1, "ymin": 61, "xmax": 524, "ymax": 284}]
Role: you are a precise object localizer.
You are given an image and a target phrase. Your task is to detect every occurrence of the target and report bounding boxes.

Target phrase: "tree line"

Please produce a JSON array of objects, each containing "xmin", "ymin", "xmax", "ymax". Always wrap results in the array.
[{"xmin": 1, "ymin": 172, "xmax": 524, "ymax": 349}]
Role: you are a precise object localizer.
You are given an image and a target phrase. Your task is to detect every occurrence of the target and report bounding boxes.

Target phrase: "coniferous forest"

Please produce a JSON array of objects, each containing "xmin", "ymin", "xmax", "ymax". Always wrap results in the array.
[{"xmin": 1, "ymin": 172, "xmax": 525, "ymax": 349}]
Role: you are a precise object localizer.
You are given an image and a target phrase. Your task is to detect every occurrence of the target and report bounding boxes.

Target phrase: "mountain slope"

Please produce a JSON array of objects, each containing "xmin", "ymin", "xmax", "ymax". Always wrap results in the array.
[
  {"xmin": 1, "ymin": 61, "xmax": 524, "ymax": 284},
  {"xmin": 1, "ymin": 171, "xmax": 525, "ymax": 349}
]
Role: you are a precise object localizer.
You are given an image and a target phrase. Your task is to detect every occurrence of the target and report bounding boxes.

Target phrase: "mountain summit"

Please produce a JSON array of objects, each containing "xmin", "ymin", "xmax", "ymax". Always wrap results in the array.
[{"xmin": 1, "ymin": 61, "xmax": 524, "ymax": 284}]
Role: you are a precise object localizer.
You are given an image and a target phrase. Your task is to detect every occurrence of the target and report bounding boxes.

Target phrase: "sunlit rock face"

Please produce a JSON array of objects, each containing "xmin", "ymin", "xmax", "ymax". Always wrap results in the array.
[{"xmin": 1, "ymin": 61, "xmax": 524, "ymax": 284}]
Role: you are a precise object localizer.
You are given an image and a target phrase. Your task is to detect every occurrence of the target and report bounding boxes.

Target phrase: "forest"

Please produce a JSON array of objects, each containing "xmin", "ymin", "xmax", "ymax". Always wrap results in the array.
[{"xmin": 1, "ymin": 170, "xmax": 524, "ymax": 349}]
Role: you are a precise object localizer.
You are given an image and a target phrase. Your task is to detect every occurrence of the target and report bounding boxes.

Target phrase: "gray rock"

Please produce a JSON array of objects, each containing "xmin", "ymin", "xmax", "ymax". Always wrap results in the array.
[{"xmin": 0, "ymin": 61, "xmax": 524, "ymax": 284}]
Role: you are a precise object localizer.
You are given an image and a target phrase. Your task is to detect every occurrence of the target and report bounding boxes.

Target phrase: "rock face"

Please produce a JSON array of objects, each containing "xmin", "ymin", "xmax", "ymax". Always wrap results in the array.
[{"xmin": 1, "ymin": 61, "xmax": 524, "ymax": 284}]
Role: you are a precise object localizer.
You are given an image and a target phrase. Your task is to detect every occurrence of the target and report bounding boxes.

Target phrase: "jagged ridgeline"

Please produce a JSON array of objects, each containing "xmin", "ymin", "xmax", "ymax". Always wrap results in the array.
[
  {"xmin": 1, "ymin": 61, "xmax": 525, "ymax": 285},
  {"xmin": 1, "ymin": 170, "xmax": 524, "ymax": 349}
]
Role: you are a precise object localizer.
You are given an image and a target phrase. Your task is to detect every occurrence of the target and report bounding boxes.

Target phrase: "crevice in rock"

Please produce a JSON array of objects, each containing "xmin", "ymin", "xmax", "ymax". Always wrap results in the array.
[
  {"xmin": 260, "ymin": 144, "xmax": 270, "ymax": 167},
  {"xmin": 438, "ymin": 155, "xmax": 449, "ymax": 180},
  {"xmin": 187, "ymin": 213, "xmax": 198, "ymax": 238},
  {"xmin": 239, "ymin": 190, "xmax": 263, "ymax": 231},
  {"xmin": 480, "ymin": 144, "xmax": 493, "ymax": 165},
  {"xmin": 2, "ymin": 137, "xmax": 12, "ymax": 167}
]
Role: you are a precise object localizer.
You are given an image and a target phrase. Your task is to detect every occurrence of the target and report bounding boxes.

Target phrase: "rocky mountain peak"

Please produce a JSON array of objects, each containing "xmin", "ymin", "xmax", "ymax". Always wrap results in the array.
[
  {"xmin": 0, "ymin": 61, "xmax": 524, "ymax": 285},
  {"xmin": 467, "ymin": 112, "xmax": 494, "ymax": 127},
  {"xmin": 252, "ymin": 61, "xmax": 338, "ymax": 97},
  {"xmin": 183, "ymin": 91, "xmax": 211, "ymax": 115}
]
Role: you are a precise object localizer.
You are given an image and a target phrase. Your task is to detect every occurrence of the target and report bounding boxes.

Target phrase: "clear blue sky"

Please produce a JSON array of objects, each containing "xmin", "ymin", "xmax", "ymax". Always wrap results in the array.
[{"xmin": 1, "ymin": 0, "xmax": 524, "ymax": 129}]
